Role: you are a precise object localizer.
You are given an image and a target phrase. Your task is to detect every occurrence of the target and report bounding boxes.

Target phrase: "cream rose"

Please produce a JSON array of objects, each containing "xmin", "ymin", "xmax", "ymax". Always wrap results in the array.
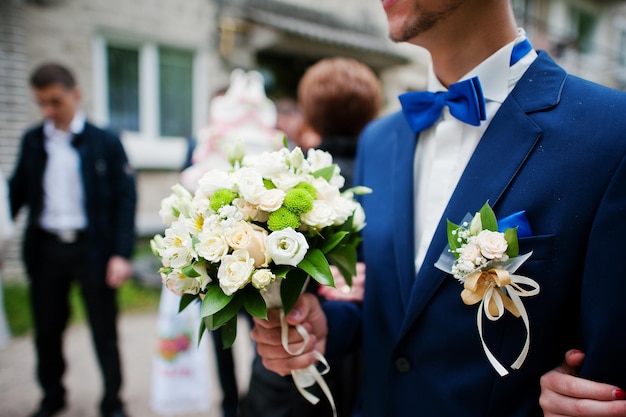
[
  {"xmin": 257, "ymin": 188, "xmax": 285, "ymax": 212},
  {"xmin": 266, "ymin": 228, "xmax": 309, "ymax": 267},
  {"xmin": 225, "ymin": 221, "xmax": 270, "ymax": 267},
  {"xmin": 251, "ymin": 268, "xmax": 275, "ymax": 290},
  {"xmin": 217, "ymin": 249, "xmax": 254, "ymax": 295},
  {"xmin": 476, "ymin": 230, "xmax": 508, "ymax": 259}
]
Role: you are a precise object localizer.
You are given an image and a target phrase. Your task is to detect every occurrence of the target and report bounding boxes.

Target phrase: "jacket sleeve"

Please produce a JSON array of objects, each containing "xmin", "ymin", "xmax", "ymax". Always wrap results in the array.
[
  {"xmin": 578, "ymin": 151, "xmax": 626, "ymax": 387},
  {"xmin": 107, "ymin": 133, "xmax": 137, "ymax": 259}
]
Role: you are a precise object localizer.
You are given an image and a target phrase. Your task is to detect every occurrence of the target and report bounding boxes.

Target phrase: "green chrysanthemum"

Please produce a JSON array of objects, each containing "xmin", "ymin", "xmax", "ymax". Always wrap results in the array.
[
  {"xmin": 209, "ymin": 189, "xmax": 236, "ymax": 212},
  {"xmin": 267, "ymin": 207, "xmax": 301, "ymax": 231},
  {"xmin": 283, "ymin": 188, "xmax": 314, "ymax": 214},
  {"xmin": 294, "ymin": 182, "xmax": 318, "ymax": 199}
]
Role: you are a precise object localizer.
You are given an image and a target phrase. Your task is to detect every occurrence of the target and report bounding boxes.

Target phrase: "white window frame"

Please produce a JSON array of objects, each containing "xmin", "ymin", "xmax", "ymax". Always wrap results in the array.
[{"xmin": 92, "ymin": 34, "xmax": 208, "ymax": 169}]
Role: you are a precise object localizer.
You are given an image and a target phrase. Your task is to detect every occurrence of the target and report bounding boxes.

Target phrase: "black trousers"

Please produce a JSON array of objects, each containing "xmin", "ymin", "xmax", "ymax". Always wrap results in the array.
[{"xmin": 28, "ymin": 230, "xmax": 122, "ymax": 413}]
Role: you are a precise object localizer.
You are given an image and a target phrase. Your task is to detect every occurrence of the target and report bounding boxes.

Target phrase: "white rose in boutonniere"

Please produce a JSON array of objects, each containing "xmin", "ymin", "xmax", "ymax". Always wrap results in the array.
[
  {"xmin": 435, "ymin": 201, "xmax": 540, "ymax": 377},
  {"xmin": 266, "ymin": 227, "xmax": 309, "ymax": 267}
]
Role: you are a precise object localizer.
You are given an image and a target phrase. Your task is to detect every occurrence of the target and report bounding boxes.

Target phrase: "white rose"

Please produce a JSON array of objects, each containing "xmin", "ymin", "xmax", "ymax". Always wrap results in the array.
[
  {"xmin": 217, "ymin": 249, "xmax": 254, "ymax": 295},
  {"xmin": 476, "ymin": 230, "xmax": 508, "ymax": 259},
  {"xmin": 331, "ymin": 197, "xmax": 356, "ymax": 226},
  {"xmin": 233, "ymin": 167, "xmax": 266, "ymax": 204},
  {"xmin": 306, "ymin": 148, "xmax": 334, "ymax": 172},
  {"xmin": 233, "ymin": 198, "xmax": 258, "ymax": 221},
  {"xmin": 243, "ymin": 149, "xmax": 289, "ymax": 178},
  {"xmin": 310, "ymin": 177, "xmax": 341, "ymax": 201},
  {"xmin": 459, "ymin": 242, "xmax": 483, "ymax": 265},
  {"xmin": 251, "ymin": 268, "xmax": 275, "ymax": 290},
  {"xmin": 257, "ymin": 188, "xmax": 285, "ymax": 212},
  {"xmin": 196, "ymin": 170, "xmax": 235, "ymax": 196},
  {"xmin": 196, "ymin": 228, "xmax": 230, "ymax": 263},
  {"xmin": 301, "ymin": 200, "xmax": 336, "ymax": 229},
  {"xmin": 266, "ymin": 228, "xmax": 309, "ymax": 267},
  {"xmin": 272, "ymin": 172, "xmax": 307, "ymax": 191},
  {"xmin": 225, "ymin": 221, "xmax": 270, "ymax": 267}
]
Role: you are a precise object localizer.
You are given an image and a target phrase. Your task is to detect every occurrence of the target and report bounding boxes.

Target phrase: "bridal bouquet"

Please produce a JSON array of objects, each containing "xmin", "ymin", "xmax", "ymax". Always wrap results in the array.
[
  {"xmin": 151, "ymin": 144, "xmax": 369, "ymax": 412},
  {"xmin": 435, "ymin": 202, "xmax": 540, "ymax": 376}
]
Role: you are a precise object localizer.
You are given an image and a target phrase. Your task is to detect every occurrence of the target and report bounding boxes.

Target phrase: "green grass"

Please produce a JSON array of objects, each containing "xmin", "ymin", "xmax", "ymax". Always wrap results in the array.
[{"xmin": 3, "ymin": 279, "xmax": 162, "ymax": 337}]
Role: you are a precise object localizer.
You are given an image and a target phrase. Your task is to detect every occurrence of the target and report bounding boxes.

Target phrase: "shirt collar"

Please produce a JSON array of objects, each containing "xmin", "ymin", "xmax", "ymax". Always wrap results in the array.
[
  {"xmin": 427, "ymin": 30, "xmax": 532, "ymax": 104},
  {"xmin": 44, "ymin": 111, "xmax": 86, "ymax": 138}
]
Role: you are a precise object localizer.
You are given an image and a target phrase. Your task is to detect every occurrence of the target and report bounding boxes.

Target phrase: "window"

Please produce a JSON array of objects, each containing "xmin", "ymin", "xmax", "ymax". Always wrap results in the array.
[
  {"xmin": 93, "ymin": 35, "xmax": 207, "ymax": 169},
  {"xmin": 159, "ymin": 47, "xmax": 193, "ymax": 138},
  {"xmin": 107, "ymin": 45, "xmax": 140, "ymax": 132}
]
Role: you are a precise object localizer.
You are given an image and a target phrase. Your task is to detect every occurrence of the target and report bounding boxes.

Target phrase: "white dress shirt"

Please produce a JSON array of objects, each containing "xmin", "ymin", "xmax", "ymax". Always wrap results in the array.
[
  {"xmin": 413, "ymin": 31, "xmax": 538, "ymax": 273},
  {"xmin": 39, "ymin": 112, "xmax": 88, "ymax": 232}
]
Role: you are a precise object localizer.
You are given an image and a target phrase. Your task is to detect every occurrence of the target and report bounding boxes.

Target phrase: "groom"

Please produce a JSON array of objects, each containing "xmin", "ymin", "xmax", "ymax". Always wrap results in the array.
[{"xmin": 251, "ymin": 1, "xmax": 626, "ymax": 416}]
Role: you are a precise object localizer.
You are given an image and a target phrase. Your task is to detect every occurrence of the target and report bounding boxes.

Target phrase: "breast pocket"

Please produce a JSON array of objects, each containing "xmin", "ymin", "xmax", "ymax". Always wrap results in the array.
[{"xmin": 518, "ymin": 234, "xmax": 555, "ymax": 261}]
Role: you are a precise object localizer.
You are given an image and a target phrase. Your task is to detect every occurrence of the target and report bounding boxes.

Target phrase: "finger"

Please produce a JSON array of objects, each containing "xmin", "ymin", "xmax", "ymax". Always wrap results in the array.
[
  {"xmin": 251, "ymin": 321, "xmax": 316, "ymax": 347},
  {"xmin": 260, "ymin": 350, "xmax": 320, "ymax": 377},
  {"xmin": 541, "ymin": 371, "xmax": 624, "ymax": 401},
  {"xmin": 564, "ymin": 349, "xmax": 586, "ymax": 369},
  {"xmin": 540, "ymin": 389, "xmax": 626, "ymax": 417}
]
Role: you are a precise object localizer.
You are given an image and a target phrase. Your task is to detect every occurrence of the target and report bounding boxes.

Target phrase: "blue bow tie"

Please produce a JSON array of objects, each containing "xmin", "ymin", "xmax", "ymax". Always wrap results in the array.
[{"xmin": 399, "ymin": 76, "xmax": 487, "ymax": 133}]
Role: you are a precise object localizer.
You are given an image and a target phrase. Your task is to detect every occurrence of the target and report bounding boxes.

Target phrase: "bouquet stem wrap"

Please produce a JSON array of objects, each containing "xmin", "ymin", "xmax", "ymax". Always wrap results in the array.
[{"xmin": 261, "ymin": 277, "xmax": 336, "ymax": 416}]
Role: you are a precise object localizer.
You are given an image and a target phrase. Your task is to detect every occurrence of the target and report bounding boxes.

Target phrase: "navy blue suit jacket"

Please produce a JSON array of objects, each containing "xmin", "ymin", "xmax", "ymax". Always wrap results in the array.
[
  {"xmin": 9, "ymin": 121, "xmax": 136, "ymax": 282},
  {"xmin": 324, "ymin": 51, "xmax": 626, "ymax": 416}
]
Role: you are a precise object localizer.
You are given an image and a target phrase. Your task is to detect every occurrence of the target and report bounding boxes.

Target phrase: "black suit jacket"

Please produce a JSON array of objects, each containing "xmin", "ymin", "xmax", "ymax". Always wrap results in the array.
[{"xmin": 9, "ymin": 121, "xmax": 137, "ymax": 281}]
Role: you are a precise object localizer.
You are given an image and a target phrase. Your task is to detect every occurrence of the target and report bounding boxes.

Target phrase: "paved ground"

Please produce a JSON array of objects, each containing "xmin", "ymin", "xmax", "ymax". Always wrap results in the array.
[{"xmin": 0, "ymin": 312, "xmax": 254, "ymax": 417}]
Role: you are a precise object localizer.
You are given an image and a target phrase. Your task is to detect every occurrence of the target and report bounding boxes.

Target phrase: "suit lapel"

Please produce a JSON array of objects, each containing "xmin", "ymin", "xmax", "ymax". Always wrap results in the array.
[
  {"xmin": 391, "ymin": 117, "xmax": 419, "ymax": 307},
  {"xmin": 397, "ymin": 52, "xmax": 567, "ymax": 338}
]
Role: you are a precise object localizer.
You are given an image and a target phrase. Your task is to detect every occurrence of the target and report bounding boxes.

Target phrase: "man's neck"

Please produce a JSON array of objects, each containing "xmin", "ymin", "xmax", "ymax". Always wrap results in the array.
[{"xmin": 411, "ymin": 4, "xmax": 518, "ymax": 87}]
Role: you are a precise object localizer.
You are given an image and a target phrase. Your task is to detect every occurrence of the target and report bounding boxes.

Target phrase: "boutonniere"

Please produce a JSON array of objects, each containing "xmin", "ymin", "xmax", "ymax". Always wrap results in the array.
[{"xmin": 435, "ymin": 201, "xmax": 540, "ymax": 376}]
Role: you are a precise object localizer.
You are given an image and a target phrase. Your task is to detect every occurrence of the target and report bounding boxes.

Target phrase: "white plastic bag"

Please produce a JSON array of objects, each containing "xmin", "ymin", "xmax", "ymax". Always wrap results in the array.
[{"xmin": 151, "ymin": 287, "xmax": 212, "ymax": 415}]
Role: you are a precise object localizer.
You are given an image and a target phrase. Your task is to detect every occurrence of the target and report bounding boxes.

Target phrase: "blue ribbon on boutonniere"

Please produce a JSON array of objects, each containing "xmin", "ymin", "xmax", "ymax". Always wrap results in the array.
[{"xmin": 498, "ymin": 210, "xmax": 533, "ymax": 238}]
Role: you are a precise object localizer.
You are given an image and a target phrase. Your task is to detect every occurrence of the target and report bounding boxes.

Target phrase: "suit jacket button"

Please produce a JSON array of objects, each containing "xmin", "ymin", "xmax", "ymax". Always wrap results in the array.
[{"xmin": 394, "ymin": 357, "xmax": 411, "ymax": 373}]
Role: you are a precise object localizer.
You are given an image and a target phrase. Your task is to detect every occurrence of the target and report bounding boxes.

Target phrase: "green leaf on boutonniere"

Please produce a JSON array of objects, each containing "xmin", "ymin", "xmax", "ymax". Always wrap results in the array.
[
  {"xmin": 311, "ymin": 165, "xmax": 336, "ymax": 181},
  {"xmin": 298, "ymin": 248, "xmax": 334, "ymax": 287},
  {"xmin": 326, "ymin": 245, "xmax": 357, "ymax": 287},
  {"xmin": 201, "ymin": 284, "xmax": 233, "ymax": 318},
  {"xmin": 242, "ymin": 286, "xmax": 267, "ymax": 319},
  {"xmin": 220, "ymin": 315, "xmax": 238, "ymax": 349},
  {"xmin": 319, "ymin": 231, "xmax": 349, "ymax": 254},
  {"xmin": 179, "ymin": 293, "xmax": 197, "ymax": 313},
  {"xmin": 479, "ymin": 201, "xmax": 498, "ymax": 232},
  {"xmin": 504, "ymin": 227, "xmax": 519, "ymax": 258},
  {"xmin": 447, "ymin": 219, "xmax": 462, "ymax": 258},
  {"xmin": 281, "ymin": 268, "xmax": 308, "ymax": 314}
]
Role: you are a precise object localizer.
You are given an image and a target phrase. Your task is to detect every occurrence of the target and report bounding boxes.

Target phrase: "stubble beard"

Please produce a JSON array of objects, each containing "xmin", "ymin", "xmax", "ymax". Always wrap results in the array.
[{"xmin": 389, "ymin": 0, "xmax": 464, "ymax": 43}]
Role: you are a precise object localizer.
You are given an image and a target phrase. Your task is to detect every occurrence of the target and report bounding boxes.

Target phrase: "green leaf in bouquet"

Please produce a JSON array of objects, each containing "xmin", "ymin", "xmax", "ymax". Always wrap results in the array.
[
  {"xmin": 326, "ymin": 245, "xmax": 357, "ymax": 287},
  {"xmin": 242, "ymin": 286, "xmax": 268, "ymax": 319},
  {"xmin": 182, "ymin": 264, "xmax": 201, "ymax": 278},
  {"xmin": 178, "ymin": 293, "xmax": 197, "ymax": 313},
  {"xmin": 298, "ymin": 248, "xmax": 334, "ymax": 287},
  {"xmin": 281, "ymin": 268, "xmax": 308, "ymax": 315},
  {"xmin": 311, "ymin": 165, "xmax": 336, "ymax": 182},
  {"xmin": 447, "ymin": 219, "xmax": 462, "ymax": 258},
  {"xmin": 210, "ymin": 294, "xmax": 243, "ymax": 329},
  {"xmin": 478, "ymin": 201, "xmax": 498, "ymax": 232},
  {"xmin": 201, "ymin": 284, "xmax": 233, "ymax": 318},
  {"xmin": 319, "ymin": 231, "xmax": 349, "ymax": 254},
  {"xmin": 220, "ymin": 315, "xmax": 238, "ymax": 349},
  {"xmin": 273, "ymin": 266, "xmax": 290, "ymax": 278},
  {"xmin": 198, "ymin": 316, "xmax": 207, "ymax": 346},
  {"xmin": 504, "ymin": 227, "xmax": 520, "ymax": 258}
]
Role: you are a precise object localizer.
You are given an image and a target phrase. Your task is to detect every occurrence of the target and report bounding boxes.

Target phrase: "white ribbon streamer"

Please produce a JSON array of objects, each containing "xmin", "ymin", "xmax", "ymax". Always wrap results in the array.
[{"xmin": 475, "ymin": 272, "xmax": 540, "ymax": 376}]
